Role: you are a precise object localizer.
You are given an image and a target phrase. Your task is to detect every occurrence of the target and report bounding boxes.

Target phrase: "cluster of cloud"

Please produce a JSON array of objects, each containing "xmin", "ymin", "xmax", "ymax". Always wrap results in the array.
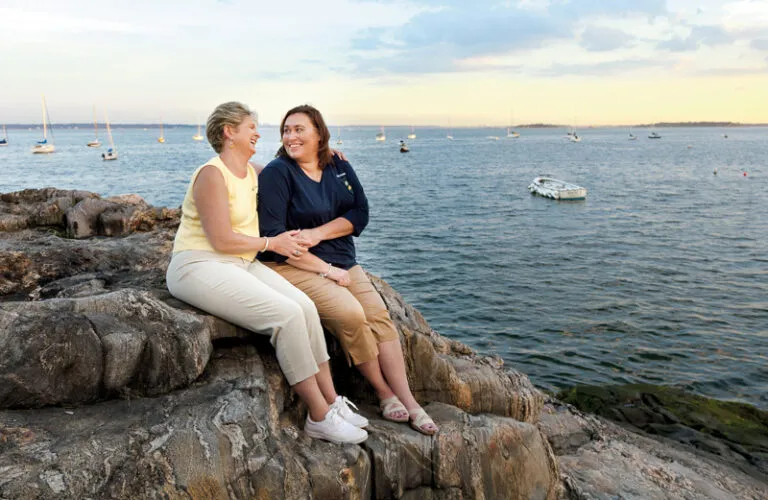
[{"xmin": 347, "ymin": 0, "xmax": 768, "ymax": 78}]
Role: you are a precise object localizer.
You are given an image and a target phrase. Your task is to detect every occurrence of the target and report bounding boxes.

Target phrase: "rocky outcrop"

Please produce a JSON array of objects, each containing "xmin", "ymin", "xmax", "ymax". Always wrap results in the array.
[
  {"xmin": 1, "ymin": 188, "xmax": 765, "ymax": 499},
  {"xmin": 539, "ymin": 397, "xmax": 768, "ymax": 499},
  {"xmin": 0, "ymin": 189, "xmax": 557, "ymax": 499}
]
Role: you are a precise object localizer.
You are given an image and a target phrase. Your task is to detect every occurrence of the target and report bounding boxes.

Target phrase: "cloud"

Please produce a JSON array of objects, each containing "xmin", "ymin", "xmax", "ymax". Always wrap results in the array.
[
  {"xmin": 580, "ymin": 27, "xmax": 635, "ymax": 52},
  {"xmin": 537, "ymin": 58, "xmax": 672, "ymax": 77},
  {"xmin": 752, "ymin": 38, "xmax": 768, "ymax": 51},
  {"xmin": 657, "ymin": 24, "xmax": 734, "ymax": 52},
  {"xmin": 347, "ymin": 1, "xmax": 669, "ymax": 76}
]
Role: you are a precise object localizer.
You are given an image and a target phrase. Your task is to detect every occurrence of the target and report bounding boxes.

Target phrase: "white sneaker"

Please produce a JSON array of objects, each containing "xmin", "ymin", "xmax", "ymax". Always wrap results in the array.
[
  {"xmin": 331, "ymin": 395, "xmax": 369, "ymax": 428},
  {"xmin": 305, "ymin": 406, "xmax": 368, "ymax": 445}
]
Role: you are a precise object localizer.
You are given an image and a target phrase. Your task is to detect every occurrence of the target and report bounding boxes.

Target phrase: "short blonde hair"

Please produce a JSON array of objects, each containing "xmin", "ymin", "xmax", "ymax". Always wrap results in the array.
[{"xmin": 206, "ymin": 102, "xmax": 254, "ymax": 153}]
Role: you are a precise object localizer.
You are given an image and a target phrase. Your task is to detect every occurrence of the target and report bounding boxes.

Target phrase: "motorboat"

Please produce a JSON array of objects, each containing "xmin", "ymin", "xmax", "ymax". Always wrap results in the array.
[{"xmin": 528, "ymin": 177, "xmax": 587, "ymax": 200}]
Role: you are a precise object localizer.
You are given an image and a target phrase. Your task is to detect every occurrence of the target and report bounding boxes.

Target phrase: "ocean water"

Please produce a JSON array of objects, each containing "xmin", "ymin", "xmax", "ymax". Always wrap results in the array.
[{"xmin": 1, "ymin": 125, "xmax": 766, "ymax": 409}]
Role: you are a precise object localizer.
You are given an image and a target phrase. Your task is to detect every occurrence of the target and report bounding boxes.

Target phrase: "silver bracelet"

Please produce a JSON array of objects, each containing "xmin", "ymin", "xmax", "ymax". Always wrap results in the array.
[
  {"xmin": 260, "ymin": 237, "xmax": 269, "ymax": 253},
  {"xmin": 319, "ymin": 263, "xmax": 333, "ymax": 278}
]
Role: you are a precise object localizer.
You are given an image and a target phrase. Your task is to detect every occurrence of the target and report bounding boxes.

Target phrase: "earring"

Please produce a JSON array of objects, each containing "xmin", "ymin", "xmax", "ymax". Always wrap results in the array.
[{"xmin": 229, "ymin": 140, "xmax": 235, "ymax": 149}]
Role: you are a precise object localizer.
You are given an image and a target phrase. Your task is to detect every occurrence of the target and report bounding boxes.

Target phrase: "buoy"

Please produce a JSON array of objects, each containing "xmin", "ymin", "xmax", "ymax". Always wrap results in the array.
[{"xmin": 743, "ymin": 172, "xmax": 747, "ymax": 177}]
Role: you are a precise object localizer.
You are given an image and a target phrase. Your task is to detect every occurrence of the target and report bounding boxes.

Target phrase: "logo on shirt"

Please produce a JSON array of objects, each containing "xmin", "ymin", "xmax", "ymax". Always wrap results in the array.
[{"xmin": 337, "ymin": 172, "xmax": 353, "ymax": 193}]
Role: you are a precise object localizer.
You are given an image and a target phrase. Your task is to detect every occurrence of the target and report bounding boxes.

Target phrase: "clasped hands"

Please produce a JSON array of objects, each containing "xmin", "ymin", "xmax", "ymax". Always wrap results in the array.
[{"xmin": 270, "ymin": 228, "xmax": 351, "ymax": 287}]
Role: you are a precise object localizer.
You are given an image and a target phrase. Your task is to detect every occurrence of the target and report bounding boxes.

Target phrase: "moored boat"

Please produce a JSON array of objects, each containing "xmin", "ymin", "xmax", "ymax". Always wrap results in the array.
[{"xmin": 528, "ymin": 177, "xmax": 587, "ymax": 200}]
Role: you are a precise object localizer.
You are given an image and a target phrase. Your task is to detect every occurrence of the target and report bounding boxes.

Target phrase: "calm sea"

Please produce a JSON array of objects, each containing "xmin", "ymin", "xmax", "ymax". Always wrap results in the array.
[{"xmin": 1, "ymin": 125, "xmax": 766, "ymax": 409}]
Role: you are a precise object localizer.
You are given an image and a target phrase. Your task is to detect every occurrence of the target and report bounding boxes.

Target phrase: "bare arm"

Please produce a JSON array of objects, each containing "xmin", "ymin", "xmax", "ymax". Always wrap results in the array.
[
  {"xmin": 193, "ymin": 165, "xmax": 308, "ymax": 257},
  {"xmin": 298, "ymin": 218, "xmax": 354, "ymax": 247}
]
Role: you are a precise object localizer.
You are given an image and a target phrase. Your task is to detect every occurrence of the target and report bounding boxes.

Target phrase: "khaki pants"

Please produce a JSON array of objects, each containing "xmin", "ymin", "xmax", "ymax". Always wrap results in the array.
[
  {"xmin": 166, "ymin": 250, "xmax": 328, "ymax": 385},
  {"xmin": 265, "ymin": 263, "xmax": 399, "ymax": 365}
]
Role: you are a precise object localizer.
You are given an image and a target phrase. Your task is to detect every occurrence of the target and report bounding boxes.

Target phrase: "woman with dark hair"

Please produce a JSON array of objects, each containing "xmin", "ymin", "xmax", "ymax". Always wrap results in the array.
[
  {"xmin": 258, "ymin": 104, "xmax": 438, "ymax": 435},
  {"xmin": 166, "ymin": 101, "xmax": 368, "ymax": 445}
]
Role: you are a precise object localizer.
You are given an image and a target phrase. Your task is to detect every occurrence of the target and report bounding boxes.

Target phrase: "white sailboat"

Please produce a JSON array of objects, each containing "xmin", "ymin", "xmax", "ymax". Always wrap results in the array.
[
  {"xmin": 407, "ymin": 125, "xmax": 416, "ymax": 140},
  {"xmin": 102, "ymin": 110, "xmax": 118, "ymax": 161},
  {"xmin": 157, "ymin": 118, "xmax": 165, "ymax": 143},
  {"xmin": 31, "ymin": 95, "xmax": 55, "ymax": 154},
  {"xmin": 0, "ymin": 124, "xmax": 7, "ymax": 146},
  {"xmin": 87, "ymin": 105, "xmax": 101, "ymax": 147},
  {"xmin": 446, "ymin": 119, "xmax": 454, "ymax": 140},
  {"xmin": 506, "ymin": 111, "xmax": 520, "ymax": 138},
  {"xmin": 192, "ymin": 119, "xmax": 204, "ymax": 141},
  {"xmin": 375, "ymin": 126, "xmax": 386, "ymax": 141},
  {"xmin": 336, "ymin": 126, "xmax": 343, "ymax": 145},
  {"xmin": 628, "ymin": 127, "xmax": 637, "ymax": 140}
]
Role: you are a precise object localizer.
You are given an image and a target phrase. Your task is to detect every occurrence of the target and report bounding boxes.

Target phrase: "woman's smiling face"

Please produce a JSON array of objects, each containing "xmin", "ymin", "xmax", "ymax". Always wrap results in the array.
[
  {"xmin": 282, "ymin": 113, "xmax": 319, "ymax": 162},
  {"xmin": 229, "ymin": 115, "xmax": 260, "ymax": 156}
]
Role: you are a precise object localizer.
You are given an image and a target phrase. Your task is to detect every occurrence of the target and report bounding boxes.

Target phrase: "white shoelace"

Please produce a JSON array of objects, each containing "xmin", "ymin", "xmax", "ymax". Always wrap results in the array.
[{"xmin": 338, "ymin": 396, "xmax": 359, "ymax": 413}]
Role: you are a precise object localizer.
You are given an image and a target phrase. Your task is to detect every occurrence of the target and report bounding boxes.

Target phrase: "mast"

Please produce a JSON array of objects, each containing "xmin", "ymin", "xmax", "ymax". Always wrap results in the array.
[
  {"xmin": 93, "ymin": 105, "xmax": 99, "ymax": 139},
  {"xmin": 105, "ymin": 110, "xmax": 115, "ymax": 148},
  {"xmin": 41, "ymin": 95, "xmax": 48, "ymax": 140}
]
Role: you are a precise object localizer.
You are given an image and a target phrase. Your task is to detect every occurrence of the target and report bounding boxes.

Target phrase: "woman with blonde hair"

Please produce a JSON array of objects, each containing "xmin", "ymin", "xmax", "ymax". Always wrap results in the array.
[
  {"xmin": 258, "ymin": 104, "xmax": 438, "ymax": 435},
  {"xmin": 166, "ymin": 101, "xmax": 368, "ymax": 444}
]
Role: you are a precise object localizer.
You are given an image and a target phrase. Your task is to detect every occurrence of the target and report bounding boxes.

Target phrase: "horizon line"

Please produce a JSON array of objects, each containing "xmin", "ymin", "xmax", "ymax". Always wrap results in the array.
[{"xmin": 3, "ymin": 121, "xmax": 767, "ymax": 129}]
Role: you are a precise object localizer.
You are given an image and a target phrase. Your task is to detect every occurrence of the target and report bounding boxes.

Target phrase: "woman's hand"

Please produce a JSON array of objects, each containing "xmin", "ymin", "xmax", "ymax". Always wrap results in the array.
[
  {"xmin": 297, "ymin": 228, "xmax": 323, "ymax": 247},
  {"xmin": 331, "ymin": 149, "xmax": 348, "ymax": 162},
  {"xmin": 328, "ymin": 266, "xmax": 351, "ymax": 287},
  {"xmin": 270, "ymin": 230, "xmax": 311, "ymax": 258}
]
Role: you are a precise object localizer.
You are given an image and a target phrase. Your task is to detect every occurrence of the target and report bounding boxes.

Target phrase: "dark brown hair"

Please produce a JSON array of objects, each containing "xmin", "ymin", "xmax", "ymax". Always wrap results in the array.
[{"xmin": 276, "ymin": 104, "xmax": 333, "ymax": 168}]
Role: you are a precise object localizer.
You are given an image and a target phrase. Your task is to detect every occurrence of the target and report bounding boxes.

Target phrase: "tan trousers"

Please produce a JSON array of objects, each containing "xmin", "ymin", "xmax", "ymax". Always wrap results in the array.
[
  {"xmin": 166, "ymin": 250, "xmax": 328, "ymax": 385},
  {"xmin": 265, "ymin": 263, "xmax": 399, "ymax": 365}
]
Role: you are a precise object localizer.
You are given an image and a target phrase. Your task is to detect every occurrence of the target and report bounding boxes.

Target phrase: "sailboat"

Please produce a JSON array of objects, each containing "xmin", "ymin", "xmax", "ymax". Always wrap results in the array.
[
  {"xmin": 446, "ymin": 120, "xmax": 454, "ymax": 140},
  {"xmin": 506, "ymin": 111, "xmax": 520, "ymax": 138},
  {"xmin": 628, "ymin": 127, "xmax": 637, "ymax": 140},
  {"xmin": 31, "ymin": 95, "xmax": 55, "ymax": 154},
  {"xmin": 375, "ymin": 126, "xmax": 386, "ymax": 141},
  {"xmin": 87, "ymin": 106, "xmax": 101, "ymax": 147},
  {"xmin": 101, "ymin": 110, "xmax": 118, "ymax": 161},
  {"xmin": 648, "ymin": 125, "xmax": 661, "ymax": 139},
  {"xmin": 192, "ymin": 119, "xmax": 204, "ymax": 141},
  {"xmin": 336, "ymin": 126, "xmax": 343, "ymax": 145},
  {"xmin": 0, "ymin": 125, "xmax": 7, "ymax": 146},
  {"xmin": 157, "ymin": 118, "xmax": 165, "ymax": 143},
  {"xmin": 407, "ymin": 125, "xmax": 416, "ymax": 139}
]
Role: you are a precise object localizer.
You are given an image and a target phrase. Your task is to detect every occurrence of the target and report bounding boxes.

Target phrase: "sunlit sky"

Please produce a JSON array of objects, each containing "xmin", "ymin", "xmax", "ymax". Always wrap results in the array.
[{"xmin": 2, "ymin": 0, "xmax": 767, "ymax": 126}]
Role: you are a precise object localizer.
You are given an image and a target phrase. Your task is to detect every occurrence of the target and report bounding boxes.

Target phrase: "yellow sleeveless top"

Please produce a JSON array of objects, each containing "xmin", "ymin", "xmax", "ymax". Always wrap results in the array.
[{"xmin": 172, "ymin": 156, "xmax": 260, "ymax": 260}]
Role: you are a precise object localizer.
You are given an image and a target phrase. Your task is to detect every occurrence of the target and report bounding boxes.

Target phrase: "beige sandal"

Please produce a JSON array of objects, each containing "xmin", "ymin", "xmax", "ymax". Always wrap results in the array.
[
  {"xmin": 380, "ymin": 396, "xmax": 409, "ymax": 422},
  {"xmin": 409, "ymin": 408, "xmax": 439, "ymax": 436}
]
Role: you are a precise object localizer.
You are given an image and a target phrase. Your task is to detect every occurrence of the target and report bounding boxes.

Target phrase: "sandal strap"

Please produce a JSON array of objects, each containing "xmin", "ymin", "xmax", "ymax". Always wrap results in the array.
[
  {"xmin": 409, "ymin": 407, "xmax": 438, "ymax": 435},
  {"xmin": 380, "ymin": 396, "xmax": 406, "ymax": 412}
]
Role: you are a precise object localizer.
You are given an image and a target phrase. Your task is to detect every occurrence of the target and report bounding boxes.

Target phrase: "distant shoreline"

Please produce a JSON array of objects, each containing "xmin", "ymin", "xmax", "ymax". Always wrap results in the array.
[{"xmin": 2, "ymin": 121, "xmax": 766, "ymax": 129}]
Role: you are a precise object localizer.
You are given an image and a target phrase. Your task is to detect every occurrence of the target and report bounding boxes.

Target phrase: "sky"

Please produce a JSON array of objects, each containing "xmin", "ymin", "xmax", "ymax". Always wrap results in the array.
[{"xmin": 2, "ymin": 0, "xmax": 768, "ymax": 126}]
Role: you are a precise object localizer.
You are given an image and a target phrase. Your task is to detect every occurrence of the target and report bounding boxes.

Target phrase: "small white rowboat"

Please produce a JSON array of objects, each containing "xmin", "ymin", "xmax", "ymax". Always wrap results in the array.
[{"xmin": 528, "ymin": 177, "xmax": 587, "ymax": 200}]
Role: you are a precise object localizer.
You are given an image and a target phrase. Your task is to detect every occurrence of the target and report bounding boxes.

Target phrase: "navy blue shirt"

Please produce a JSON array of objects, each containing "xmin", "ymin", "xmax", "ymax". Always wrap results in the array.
[{"xmin": 257, "ymin": 155, "xmax": 369, "ymax": 269}]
